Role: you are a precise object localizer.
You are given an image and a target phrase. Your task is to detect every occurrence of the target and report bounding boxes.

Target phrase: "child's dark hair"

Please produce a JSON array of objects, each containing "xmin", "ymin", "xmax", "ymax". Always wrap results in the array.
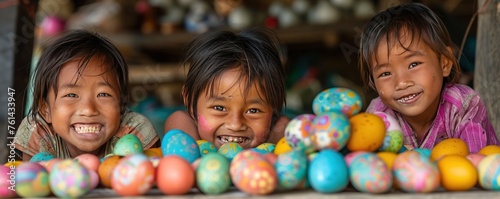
[
  {"xmin": 358, "ymin": 3, "xmax": 461, "ymax": 90},
  {"xmin": 30, "ymin": 29, "xmax": 129, "ymax": 120},
  {"xmin": 181, "ymin": 27, "xmax": 286, "ymax": 127}
]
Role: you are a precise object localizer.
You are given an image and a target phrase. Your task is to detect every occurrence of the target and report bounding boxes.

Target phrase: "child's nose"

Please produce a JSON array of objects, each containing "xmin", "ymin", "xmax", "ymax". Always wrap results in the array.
[
  {"xmin": 77, "ymin": 98, "xmax": 99, "ymax": 116},
  {"xmin": 225, "ymin": 112, "xmax": 246, "ymax": 131},
  {"xmin": 394, "ymin": 72, "xmax": 414, "ymax": 90}
]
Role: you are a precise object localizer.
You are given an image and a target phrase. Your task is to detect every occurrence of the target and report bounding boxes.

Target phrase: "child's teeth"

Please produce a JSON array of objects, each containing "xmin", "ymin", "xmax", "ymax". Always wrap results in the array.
[
  {"xmin": 220, "ymin": 136, "xmax": 245, "ymax": 143},
  {"xmin": 74, "ymin": 125, "xmax": 101, "ymax": 133}
]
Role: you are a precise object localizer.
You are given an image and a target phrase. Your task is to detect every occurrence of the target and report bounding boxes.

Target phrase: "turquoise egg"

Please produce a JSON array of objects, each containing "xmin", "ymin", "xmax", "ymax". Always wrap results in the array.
[
  {"xmin": 275, "ymin": 149, "xmax": 308, "ymax": 190},
  {"xmin": 218, "ymin": 142, "xmax": 243, "ymax": 162},
  {"xmin": 256, "ymin": 143, "xmax": 276, "ymax": 153},
  {"xmin": 15, "ymin": 162, "xmax": 50, "ymax": 197},
  {"xmin": 312, "ymin": 87, "xmax": 362, "ymax": 117},
  {"xmin": 197, "ymin": 140, "xmax": 217, "ymax": 157},
  {"xmin": 308, "ymin": 149, "xmax": 348, "ymax": 193},
  {"xmin": 478, "ymin": 154, "xmax": 500, "ymax": 190},
  {"xmin": 196, "ymin": 153, "xmax": 231, "ymax": 195},
  {"xmin": 413, "ymin": 148, "xmax": 432, "ymax": 158},
  {"xmin": 161, "ymin": 129, "xmax": 200, "ymax": 163},
  {"xmin": 49, "ymin": 160, "xmax": 92, "ymax": 198},
  {"xmin": 30, "ymin": 152, "xmax": 55, "ymax": 162},
  {"xmin": 309, "ymin": 111, "xmax": 350, "ymax": 151},
  {"xmin": 113, "ymin": 134, "xmax": 144, "ymax": 156},
  {"xmin": 349, "ymin": 153, "xmax": 392, "ymax": 193}
]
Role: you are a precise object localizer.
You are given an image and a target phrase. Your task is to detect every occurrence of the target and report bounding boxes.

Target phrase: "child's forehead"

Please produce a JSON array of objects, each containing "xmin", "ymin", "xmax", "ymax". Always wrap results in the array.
[{"xmin": 57, "ymin": 57, "xmax": 117, "ymax": 84}]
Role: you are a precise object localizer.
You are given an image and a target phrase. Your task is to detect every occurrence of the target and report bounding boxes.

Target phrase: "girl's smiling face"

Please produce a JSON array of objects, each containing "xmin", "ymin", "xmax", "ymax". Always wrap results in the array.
[
  {"xmin": 42, "ymin": 56, "xmax": 121, "ymax": 156},
  {"xmin": 194, "ymin": 68, "xmax": 274, "ymax": 149},
  {"xmin": 371, "ymin": 32, "xmax": 452, "ymax": 121}
]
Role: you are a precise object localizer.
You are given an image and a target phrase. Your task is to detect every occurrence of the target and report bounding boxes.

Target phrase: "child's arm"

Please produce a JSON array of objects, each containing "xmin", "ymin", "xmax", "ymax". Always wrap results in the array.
[
  {"xmin": 163, "ymin": 110, "xmax": 201, "ymax": 140},
  {"xmin": 22, "ymin": 153, "xmax": 32, "ymax": 162},
  {"xmin": 266, "ymin": 116, "xmax": 290, "ymax": 143}
]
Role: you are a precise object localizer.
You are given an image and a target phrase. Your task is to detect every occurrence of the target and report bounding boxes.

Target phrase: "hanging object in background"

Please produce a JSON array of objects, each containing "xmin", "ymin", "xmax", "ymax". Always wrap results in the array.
[
  {"xmin": 40, "ymin": 16, "xmax": 66, "ymax": 37},
  {"xmin": 307, "ymin": 0, "xmax": 341, "ymax": 25},
  {"xmin": 66, "ymin": 0, "xmax": 126, "ymax": 33},
  {"xmin": 228, "ymin": 6, "xmax": 253, "ymax": 29},
  {"xmin": 214, "ymin": 0, "xmax": 243, "ymax": 18},
  {"xmin": 354, "ymin": 0, "xmax": 376, "ymax": 19},
  {"xmin": 184, "ymin": 0, "xmax": 222, "ymax": 33}
]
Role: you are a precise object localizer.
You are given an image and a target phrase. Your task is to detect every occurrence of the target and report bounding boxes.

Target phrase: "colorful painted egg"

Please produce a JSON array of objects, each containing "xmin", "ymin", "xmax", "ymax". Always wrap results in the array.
[
  {"xmin": 97, "ymin": 155, "xmax": 122, "ymax": 188},
  {"xmin": 74, "ymin": 153, "xmax": 100, "ymax": 172},
  {"xmin": 144, "ymin": 147, "xmax": 163, "ymax": 157},
  {"xmin": 284, "ymin": 114, "xmax": 316, "ymax": 151},
  {"xmin": 392, "ymin": 151, "xmax": 440, "ymax": 193},
  {"xmin": 256, "ymin": 143, "xmax": 276, "ymax": 153},
  {"xmin": 113, "ymin": 134, "xmax": 144, "ymax": 156},
  {"xmin": 412, "ymin": 148, "xmax": 432, "ymax": 158},
  {"xmin": 161, "ymin": 129, "xmax": 200, "ymax": 163},
  {"xmin": 275, "ymin": 149, "xmax": 308, "ymax": 190},
  {"xmin": 230, "ymin": 150, "xmax": 277, "ymax": 195},
  {"xmin": 111, "ymin": 154, "xmax": 155, "ymax": 196},
  {"xmin": 373, "ymin": 112, "xmax": 403, "ymax": 153},
  {"xmin": 274, "ymin": 137, "xmax": 293, "ymax": 156},
  {"xmin": 309, "ymin": 111, "xmax": 350, "ymax": 151},
  {"xmin": 308, "ymin": 149, "xmax": 349, "ymax": 193},
  {"xmin": 312, "ymin": 87, "xmax": 362, "ymax": 117},
  {"xmin": 38, "ymin": 158, "xmax": 62, "ymax": 172},
  {"xmin": 344, "ymin": 151, "xmax": 368, "ymax": 167},
  {"xmin": 196, "ymin": 153, "xmax": 231, "ymax": 195},
  {"xmin": 15, "ymin": 162, "xmax": 50, "ymax": 197},
  {"xmin": 349, "ymin": 153, "xmax": 392, "ymax": 193},
  {"xmin": 30, "ymin": 151, "xmax": 55, "ymax": 162},
  {"xmin": 197, "ymin": 140, "xmax": 217, "ymax": 157},
  {"xmin": 218, "ymin": 142, "xmax": 243, "ymax": 162},
  {"xmin": 49, "ymin": 159, "xmax": 92, "ymax": 198},
  {"xmin": 466, "ymin": 153, "xmax": 486, "ymax": 167},
  {"xmin": 478, "ymin": 154, "xmax": 500, "ymax": 190},
  {"xmin": 0, "ymin": 165, "xmax": 16, "ymax": 198}
]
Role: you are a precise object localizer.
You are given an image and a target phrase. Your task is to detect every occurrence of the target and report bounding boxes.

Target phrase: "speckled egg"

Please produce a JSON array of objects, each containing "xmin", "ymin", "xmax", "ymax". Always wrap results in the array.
[
  {"xmin": 230, "ymin": 150, "xmax": 277, "ymax": 195},
  {"xmin": 30, "ymin": 151, "xmax": 55, "ymax": 162},
  {"xmin": 196, "ymin": 153, "xmax": 231, "ymax": 195},
  {"xmin": 111, "ymin": 154, "xmax": 155, "ymax": 196},
  {"xmin": 309, "ymin": 111, "xmax": 350, "ymax": 151},
  {"xmin": 256, "ymin": 143, "xmax": 276, "ymax": 153},
  {"xmin": 218, "ymin": 142, "xmax": 243, "ymax": 162},
  {"xmin": 284, "ymin": 114, "xmax": 316, "ymax": 151},
  {"xmin": 308, "ymin": 149, "xmax": 349, "ymax": 193},
  {"xmin": 275, "ymin": 149, "xmax": 308, "ymax": 190},
  {"xmin": 0, "ymin": 165, "xmax": 16, "ymax": 198},
  {"xmin": 373, "ymin": 112, "xmax": 403, "ymax": 153},
  {"xmin": 197, "ymin": 140, "xmax": 217, "ymax": 157},
  {"xmin": 15, "ymin": 162, "xmax": 50, "ymax": 197},
  {"xmin": 161, "ymin": 129, "xmax": 200, "ymax": 163},
  {"xmin": 113, "ymin": 134, "xmax": 144, "ymax": 156},
  {"xmin": 349, "ymin": 153, "xmax": 392, "ymax": 193},
  {"xmin": 312, "ymin": 87, "xmax": 362, "ymax": 117},
  {"xmin": 392, "ymin": 151, "xmax": 440, "ymax": 193},
  {"xmin": 478, "ymin": 154, "xmax": 500, "ymax": 190},
  {"xmin": 49, "ymin": 159, "xmax": 92, "ymax": 198}
]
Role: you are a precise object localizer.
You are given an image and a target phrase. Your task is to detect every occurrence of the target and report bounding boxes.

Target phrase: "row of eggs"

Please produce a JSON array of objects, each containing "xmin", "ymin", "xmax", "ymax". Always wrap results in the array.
[{"xmin": 3, "ymin": 140, "xmax": 500, "ymax": 198}]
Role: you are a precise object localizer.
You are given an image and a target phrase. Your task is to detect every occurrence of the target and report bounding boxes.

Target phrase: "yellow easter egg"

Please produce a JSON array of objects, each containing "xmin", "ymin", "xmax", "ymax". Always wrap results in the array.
[
  {"xmin": 430, "ymin": 138, "xmax": 469, "ymax": 161},
  {"xmin": 478, "ymin": 145, "xmax": 500, "ymax": 156},
  {"xmin": 347, "ymin": 113, "xmax": 385, "ymax": 152},
  {"xmin": 376, "ymin": 151, "xmax": 398, "ymax": 170},
  {"xmin": 437, "ymin": 155, "xmax": 477, "ymax": 191},
  {"xmin": 274, "ymin": 137, "xmax": 292, "ymax": 156}
]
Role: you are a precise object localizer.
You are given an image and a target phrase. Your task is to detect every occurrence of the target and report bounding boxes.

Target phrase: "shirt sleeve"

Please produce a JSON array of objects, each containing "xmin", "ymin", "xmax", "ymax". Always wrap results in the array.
[
  {"xmin": 452, "ymin": 90, "xmax": 500, "ymax": 153},
  {"xmin": 14, "ymin": 117, "xmax": 56, "ymax": 158},
  {"xmin": 114, "ymin": 111, "xmax": 160, "ymax": 150}
]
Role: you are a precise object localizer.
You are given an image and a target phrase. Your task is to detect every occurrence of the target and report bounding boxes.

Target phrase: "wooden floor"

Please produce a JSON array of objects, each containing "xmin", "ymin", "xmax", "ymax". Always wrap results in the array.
[{"xmin": 64, "ymin": 187, "xmax": 500, "ymax": 199}]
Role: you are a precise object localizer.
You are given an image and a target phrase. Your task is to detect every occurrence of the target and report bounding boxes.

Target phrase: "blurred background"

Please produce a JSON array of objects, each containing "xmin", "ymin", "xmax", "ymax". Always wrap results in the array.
[{"xmin": 30, "ymin": 0, "xmax": 478, "ymax": 133}]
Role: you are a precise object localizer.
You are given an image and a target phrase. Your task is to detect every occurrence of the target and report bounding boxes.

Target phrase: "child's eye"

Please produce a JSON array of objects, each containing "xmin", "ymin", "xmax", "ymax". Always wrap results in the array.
[
  {"xmin": 97, "ymin": 93, "xmax": 111, "ymax": 97},
  {"xmin": 246, "ymin": 108, "xmax": 260, "ymax": 114},
  {"xmin": 213, "ymin": 106, "xmax": 225, "ymax": 111},
  {"xmin": 409, "ymin": 62, "xmax": 421, "ymax": 69},
  {"xmin": 64, "ymin": 93, "xmax": 78, "ymax": 98},
  {"xmin": 378, "ymin": 72, "xmax": 391, "ymax": 78}
]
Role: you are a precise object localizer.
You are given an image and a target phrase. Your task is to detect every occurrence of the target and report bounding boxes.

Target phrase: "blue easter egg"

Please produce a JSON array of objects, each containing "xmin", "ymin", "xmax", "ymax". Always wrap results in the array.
[
  {"xmin": 309, "ymin": 111, "xmax": 350, "ymax": 151},
  {"xmin": 30, "ymin": 152, "xmax": 55, "ymax": 162},
  {"xmin": 218, "ymin": 142, "xmax": 243, "ymax": 162},
  {"xmin": 312, "ymin": 87, "xmax": 362, "ymax": 117},
  {"xmin": 161, "ymin": 129, "xmax": 200, "ymax": 163},
  {"xmin": 308, "ymin": 149, "xmax": 348, "ymax": 193}
]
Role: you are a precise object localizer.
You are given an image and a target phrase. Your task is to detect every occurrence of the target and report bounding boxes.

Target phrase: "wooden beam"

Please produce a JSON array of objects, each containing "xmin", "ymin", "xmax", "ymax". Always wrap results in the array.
[
  {"xmin": 0, "ymin": 0, "xmax": 38, "ymax": 163},
  {"xmin": 475, "ymin": 0, "xmax": 500, "ymax": 138}
]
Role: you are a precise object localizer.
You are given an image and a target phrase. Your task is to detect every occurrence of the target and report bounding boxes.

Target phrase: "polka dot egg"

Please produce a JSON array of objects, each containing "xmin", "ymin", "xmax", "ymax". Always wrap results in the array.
[
  {"xmin": 312, "ymin": 87, "xmax": 362, "ymax": 117},
  {"xmin": 230, "ymin": 150, "xmax": 277, "ymax": 195},
  {"xmin": 49, "ymin": 159, "xmax": 92, "ymax": 198}
]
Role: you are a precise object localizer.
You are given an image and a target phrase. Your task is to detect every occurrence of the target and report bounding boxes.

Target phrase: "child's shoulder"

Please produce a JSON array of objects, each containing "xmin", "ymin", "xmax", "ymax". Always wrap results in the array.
[{"xmin": 442, "ymin": 83, "xmax": 480, "ymax": 101}]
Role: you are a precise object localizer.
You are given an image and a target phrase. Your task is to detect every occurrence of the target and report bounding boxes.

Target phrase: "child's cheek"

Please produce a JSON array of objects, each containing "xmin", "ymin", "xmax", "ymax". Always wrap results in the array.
[{"xmin": 197, "ymin": 114, "xmax": 216, "ymax": 135}]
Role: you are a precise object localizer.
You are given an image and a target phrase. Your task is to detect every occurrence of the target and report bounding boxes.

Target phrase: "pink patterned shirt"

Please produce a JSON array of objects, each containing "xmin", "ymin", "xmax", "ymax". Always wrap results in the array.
[{"xmin": 366, "ymin": 83, "xmax": 499, "ymax": 153}]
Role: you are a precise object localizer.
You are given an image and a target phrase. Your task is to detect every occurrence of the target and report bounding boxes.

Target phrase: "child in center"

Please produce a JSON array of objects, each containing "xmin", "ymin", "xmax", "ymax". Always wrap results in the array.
[
  {"xmin": 164, "ymin": 27, "xmax": 289, "ymax": 149},
  {"xmin": 358, "ymin": 3, "xmax": 499, "ymax": 153},
  {"xmin": 15, "ymin": 30, "xmax": 160, "ymax": 160}
]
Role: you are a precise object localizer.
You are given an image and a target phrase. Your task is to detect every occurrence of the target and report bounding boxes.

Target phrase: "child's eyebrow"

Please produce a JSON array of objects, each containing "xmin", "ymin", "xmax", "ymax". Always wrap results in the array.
[{"xmin": 404, "ymin": 51, "xmax": 424, "ymax": 59}]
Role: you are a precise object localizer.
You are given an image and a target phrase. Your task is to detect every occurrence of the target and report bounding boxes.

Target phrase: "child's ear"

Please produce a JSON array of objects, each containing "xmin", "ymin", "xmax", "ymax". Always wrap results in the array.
[
  {"xmin": 181, "ymin": 85, "xmax": 188, "ymax": 107},
  {"xmin": 441, "ymin": 47, "xmax": 453, "ymax": 77},
  {"xmin": 39, "ymin": 102, "xmax": 52, "ymax": 124}
]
